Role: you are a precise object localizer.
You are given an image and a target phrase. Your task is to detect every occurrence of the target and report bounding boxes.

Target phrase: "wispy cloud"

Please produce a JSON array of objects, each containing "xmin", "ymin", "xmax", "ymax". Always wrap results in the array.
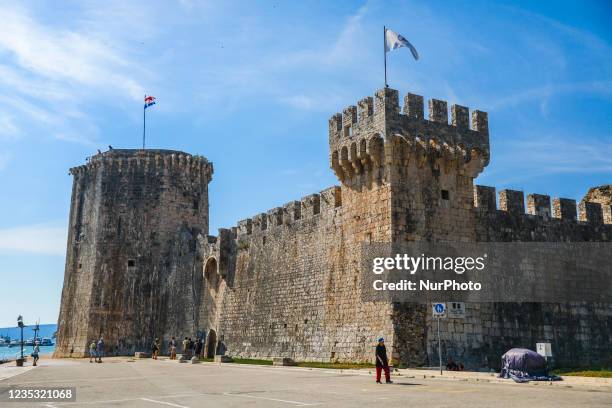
[
  {"xmin": 0, "ymin": 2, "xmax": 151, "ymax": 146},
  {"xmin": 484, "ymin": 134, "xmax": 612, "ymax": 187},
  {"xmin": 0, "ymin": 222, "xmax": 67, "ymax": 256}
]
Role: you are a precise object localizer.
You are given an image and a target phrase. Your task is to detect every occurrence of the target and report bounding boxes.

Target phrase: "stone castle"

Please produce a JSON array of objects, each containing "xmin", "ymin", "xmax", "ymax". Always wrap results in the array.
[{"xmin": 55, "ymin": 87, "xmax": 612, "ymax": 368}]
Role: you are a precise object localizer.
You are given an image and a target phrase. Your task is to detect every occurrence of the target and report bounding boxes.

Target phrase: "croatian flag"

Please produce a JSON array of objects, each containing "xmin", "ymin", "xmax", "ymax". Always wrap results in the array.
[{"xmin": 144, "ymin": 95, "xmax": 156, "ymax": 109}]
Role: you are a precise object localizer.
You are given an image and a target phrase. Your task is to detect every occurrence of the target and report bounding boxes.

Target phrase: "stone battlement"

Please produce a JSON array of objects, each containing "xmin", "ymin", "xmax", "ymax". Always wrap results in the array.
[
  {"xmin": 474, "ymin": 185, "xmax": 612, "ymax": 225},
  {"xmin": 234, "ymin": 186, "xmax": 342, "ymax": 237},
  {"xmin": 329, "ymin": 88, "xmax": 489, "ymax": 184},
  {"xmin": 69, "ymin": 149, "xmax": 213, "ymax": 182}
]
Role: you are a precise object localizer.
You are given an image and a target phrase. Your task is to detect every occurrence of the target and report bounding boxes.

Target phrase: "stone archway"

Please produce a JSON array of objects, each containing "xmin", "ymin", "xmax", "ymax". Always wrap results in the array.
[
  {"xmin": 204, "ymin": 257, "xmax": 219, "ymax": 292},
  {"xmin": 206, "ymin": 329, "xmax": 217, "ymax": 358}
]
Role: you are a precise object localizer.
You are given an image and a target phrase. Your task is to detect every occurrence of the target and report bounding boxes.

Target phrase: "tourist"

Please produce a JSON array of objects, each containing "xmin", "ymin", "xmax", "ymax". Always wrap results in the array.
[
  {"xmin": 375, "ymin": 338, "xmax": 392, "ymax": 384},
  {"xmin": 169, "ymin": 337, "xmax": 177, "ymax": 360},
  {"xmin": 446, "ymin": 356, "xmax": 459, "ymax": 371},
  {"xmin": 89, "ymin": 340, "xmax": 97, "ymax": 363},
  {"xmin": 32, "ymin": 341, "xmax": 40, "ymax": 366},
  {"xmin": 182, "ymin": 337, "xmax": 189, "ymax": 357},
  {"xmin": 96, "ymin": 336, "xmax": 104, "ymax": 363},
  {"xmin": 188, "ymin": 337, "xmax": 194, "ymax": 356},
  {"xmin": 151, "ymin": 338, "xmax": 159, "ymax": 360},
  {"xmin": 194, "ymin": 337, "xmax": 202, "ymax": 357}
]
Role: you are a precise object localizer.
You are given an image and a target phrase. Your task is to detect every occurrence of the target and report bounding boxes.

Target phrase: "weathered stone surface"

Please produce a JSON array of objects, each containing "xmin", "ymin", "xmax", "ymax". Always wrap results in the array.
[
  {"xmin": 55, "ymin": 88, "xmax": 612, "ymax": 371},
  {"xmin": 214, "ymin": 355, "xmax": 233, "ymax": 363},
  {"xmin": 273, "ymin": 357, "xmax": 296, "ymax": 366},
  {"xmin": 134, "ymin": 352, "xmax": 148, "ymax": 358}
]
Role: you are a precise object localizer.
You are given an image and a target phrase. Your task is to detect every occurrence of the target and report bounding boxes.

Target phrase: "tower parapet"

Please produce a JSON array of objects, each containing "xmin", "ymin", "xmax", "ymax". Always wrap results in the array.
[{"xmin": 329, "ymin": 88, "xmax": 489, "ymax": 185}]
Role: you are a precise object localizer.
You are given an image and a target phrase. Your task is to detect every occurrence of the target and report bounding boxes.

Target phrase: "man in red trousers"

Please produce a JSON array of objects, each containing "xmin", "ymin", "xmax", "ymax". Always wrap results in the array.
[{"xmin": 375, "ymin": 338, "xmax": 393, "ymax": 383}]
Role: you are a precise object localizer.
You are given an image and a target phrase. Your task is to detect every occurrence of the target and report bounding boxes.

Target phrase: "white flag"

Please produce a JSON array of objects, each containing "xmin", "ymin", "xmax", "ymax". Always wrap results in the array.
[{"xmin": 385, "ymin": 28, "xmax": 419, "ymax": 60}]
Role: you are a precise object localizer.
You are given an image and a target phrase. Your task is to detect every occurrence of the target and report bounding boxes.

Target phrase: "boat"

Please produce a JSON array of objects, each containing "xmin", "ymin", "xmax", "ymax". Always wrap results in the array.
[
  {"xmin": 9, "ymin": 340, "xmax": 19, "ymax": 347},
  {"xmin": 0, "ymin": 338, "xmax": 7, "ymax": 347},
  {"xmin": 25, "ymin": 338, "xmax": 35, "ymax": 346},
  {"xmin": 41, "ymin": 338, "xmax": 54, "ymax": 346}
]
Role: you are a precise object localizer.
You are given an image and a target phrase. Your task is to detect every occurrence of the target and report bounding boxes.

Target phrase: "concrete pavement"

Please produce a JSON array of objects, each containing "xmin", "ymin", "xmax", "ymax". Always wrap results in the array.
[{"xmin": 1, "ymin": 358, "xmax": 610, "ymax": 407}]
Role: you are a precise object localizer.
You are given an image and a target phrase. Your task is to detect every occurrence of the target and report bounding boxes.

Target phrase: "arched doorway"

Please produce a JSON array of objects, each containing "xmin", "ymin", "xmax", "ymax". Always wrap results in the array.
[
  {"xmin": 204, "ymin": 258, "xmax": 219, "ymax": 291},
  {"xmin": 206, "ymin": 329, "xmax": 217, "ymax": 358}
]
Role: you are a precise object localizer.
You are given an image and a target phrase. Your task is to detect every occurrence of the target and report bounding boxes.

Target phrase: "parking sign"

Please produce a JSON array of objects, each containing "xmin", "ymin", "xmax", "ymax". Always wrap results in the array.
[{"xmin": 432, "ymin": 302, "xmax": 446, "ymax": 318}]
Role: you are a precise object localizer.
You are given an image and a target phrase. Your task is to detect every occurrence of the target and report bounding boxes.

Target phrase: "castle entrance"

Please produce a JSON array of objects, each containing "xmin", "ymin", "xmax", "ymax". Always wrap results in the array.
[{"xmin": 206, "ymin": 329, "xmax": 217, "ymax": 358}]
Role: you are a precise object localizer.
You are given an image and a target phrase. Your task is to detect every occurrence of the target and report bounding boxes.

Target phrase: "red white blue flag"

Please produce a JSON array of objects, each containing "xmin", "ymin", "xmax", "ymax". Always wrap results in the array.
[{"xmin": 144, "ymin": 95, "xmax": 156, "ymax": 109}]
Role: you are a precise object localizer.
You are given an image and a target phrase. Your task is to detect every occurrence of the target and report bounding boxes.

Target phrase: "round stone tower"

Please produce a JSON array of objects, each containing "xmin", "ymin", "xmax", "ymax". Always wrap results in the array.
[{"xmin": 55, "ymin": 149, "xmax": 213, "ymax": 357}]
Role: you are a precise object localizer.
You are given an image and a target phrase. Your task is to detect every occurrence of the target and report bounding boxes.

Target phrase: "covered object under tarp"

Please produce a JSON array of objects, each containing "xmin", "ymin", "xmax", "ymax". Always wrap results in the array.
[{"xmin": 499, "ymin": 348, "xmax": 561, "ymax": 383}]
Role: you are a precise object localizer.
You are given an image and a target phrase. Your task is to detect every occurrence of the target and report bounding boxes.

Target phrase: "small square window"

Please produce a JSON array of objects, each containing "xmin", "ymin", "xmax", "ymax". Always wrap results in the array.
[
  {"xmin": 127, "ymin": 259, "xmax": 135, "ymax": 267},
  {"xmin": 441, "ymin": 190, "xmax": 450, "ymax": 200}
]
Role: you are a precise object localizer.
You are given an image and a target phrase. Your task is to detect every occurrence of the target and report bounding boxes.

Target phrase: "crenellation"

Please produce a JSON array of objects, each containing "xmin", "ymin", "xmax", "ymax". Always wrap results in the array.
[
  {"xmin": 253, "ymin": 213, "xmax": 268, "ymax": 231},
  {"xmin": 342, "ymin": 106, "xmax": 357, "ymax": 138},
  {"xmin": 267, "ymin": 207, "xmax": 283, "ymax": 227},
  {"xmin": 579, "ymin": 200, "xmax": 604, "ymax": 224},
  {"xmin": 237, "ymin": 219, "xmax": 253, "ymax": 235},
  {"xmin": 357, "ymin": 97, "xmax": 373, "ymax": 124},
  {"xmin": 428, "ymin": 98, "xmax": 448, "ymax": 124},
  {"xmin": 320, "ymin": 186, "xmax": 342, "ymax": 212},
  {"xmin": 375, "ymin": 87, "xmax": 400, "ymax": 117},
  {"xmin": 473, "ymin": 185, "xmax": 496, "ymax": 211},
  {"xmin": 499, "ymin": 189, "xmax": 525, "ymax": 215},
  {"xmin": 451, "ymin": 104, "xmax": 469, "ymax": 129},
  {"xmin": 553, "ymin": 198, "xmax": 577, "ymax": 220},
  {"xmin": 283, "ymin": 200, "xmax": 302, "ymax": 224},
  {"xmin": 527, "ymin": 193, "xmax": 551, "ymax": 218},
  {"xmin": 300, "ymin": 194, "xmax": 321, "ymax": 218},
  {"xmin": 403, "ymin": 93, "xmax": 424, "ymax": 119},
  {"xmin": 603, "ymin": 205, "xmax": 612, "ymax": 224},
  {"xmin": 328, "ymin": 113, "xmax": 343, "ymax": 142},
  {"xmin": 471, "ymin": 110, "xmax": 488, "ymax": 134}
]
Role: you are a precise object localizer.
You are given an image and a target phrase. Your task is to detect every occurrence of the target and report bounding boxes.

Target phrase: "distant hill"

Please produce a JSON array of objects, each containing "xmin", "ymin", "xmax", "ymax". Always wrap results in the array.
[{"xmin": 0, "ymin": 323, "xmax": 57, "ymax": 339}]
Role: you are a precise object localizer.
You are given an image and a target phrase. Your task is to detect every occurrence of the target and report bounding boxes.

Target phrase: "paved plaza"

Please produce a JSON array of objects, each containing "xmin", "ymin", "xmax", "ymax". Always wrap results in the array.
[{"xmin": 1, "ymin": 358, "xmax": 611, "ymax": 407}]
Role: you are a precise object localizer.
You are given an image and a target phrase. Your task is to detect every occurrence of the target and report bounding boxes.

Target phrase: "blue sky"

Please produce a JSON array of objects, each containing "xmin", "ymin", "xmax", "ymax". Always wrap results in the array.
[{"xmin": 0, "ymin": 0, "xmax": 611, "ymax": 327}]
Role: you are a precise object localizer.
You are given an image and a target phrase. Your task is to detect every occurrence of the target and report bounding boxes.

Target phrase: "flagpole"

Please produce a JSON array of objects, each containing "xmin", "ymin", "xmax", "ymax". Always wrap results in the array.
[
  {"xmin": 143, "ymin": 94, "xmax": 146, "ymax": 149},
  {"xmin": 383, "ymin": 26, "xmax": 387, "ymax": 87}
]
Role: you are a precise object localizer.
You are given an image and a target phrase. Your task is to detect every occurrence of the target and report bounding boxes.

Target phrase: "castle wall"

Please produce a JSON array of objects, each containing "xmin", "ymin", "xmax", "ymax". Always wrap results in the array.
[
  {"xmin": 421, "ymin": 187, "xmax": 612, "ymax": 369},
  {"xmin": 201, "ymin": 182, "xmax": 396, "ymax": 363}
]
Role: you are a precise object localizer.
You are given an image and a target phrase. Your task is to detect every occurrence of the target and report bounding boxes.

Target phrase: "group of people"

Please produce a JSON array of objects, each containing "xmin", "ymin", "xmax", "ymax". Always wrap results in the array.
[
  {"xmin": 159, "ymin": 336, "xmax": 205, "ymax": 360},
  {"xmin": 88, "ymin": 337, "xmax": 105, "ymax": 363}
]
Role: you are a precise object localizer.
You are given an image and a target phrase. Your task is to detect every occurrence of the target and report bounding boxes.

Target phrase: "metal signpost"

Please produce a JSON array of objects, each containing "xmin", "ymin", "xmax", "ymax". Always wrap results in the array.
[{"xmin": 432, "ymin": 303, "xmax": 446, "ymax": 375}]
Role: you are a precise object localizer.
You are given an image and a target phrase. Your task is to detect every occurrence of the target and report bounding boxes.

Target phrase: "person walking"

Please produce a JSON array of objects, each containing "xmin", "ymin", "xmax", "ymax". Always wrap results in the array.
[
  {"xmin": 194, "ymin": 337, "xmax": 202, "ymax": 358},
  {"xmin": 375, "ymin": 338, "xmax": 392, "ymax": 384},
  {"xmin": 169, "ymin": 337, "xmax": 177, "ymax": 360},
  {"xmin": 96, "ymin": 336, "xmax": 104, "ymax": 363},
  {"xmin": 89, "ymin": 340, "xmax": 97, "ymax": 363},
  {"xmin": 182, "ymin": 337, "xmax": 189, "ymax": 358},
  {"xmin": 151, "ymin": 338, "xmax": 160, "ymax": 360},
  {"xmin": 32, "ymin": 341, "xmax": 40, "ymax": 366}
]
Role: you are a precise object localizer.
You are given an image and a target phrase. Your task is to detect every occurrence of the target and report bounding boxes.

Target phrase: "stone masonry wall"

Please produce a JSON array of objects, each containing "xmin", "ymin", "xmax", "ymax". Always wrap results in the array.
[
  {"xmin": 56, "ymin": 87, "xmax": 611, "ymax": 370},
  {"xmin": 55, "ymin": 149, "xmax": 212, "ymax": 357}
]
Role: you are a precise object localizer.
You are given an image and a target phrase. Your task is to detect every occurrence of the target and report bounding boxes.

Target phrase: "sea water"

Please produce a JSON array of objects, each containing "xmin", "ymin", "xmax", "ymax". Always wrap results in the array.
[{"xmin": 0, "ymin": 324, "xmax": 56, "ymax": 361}]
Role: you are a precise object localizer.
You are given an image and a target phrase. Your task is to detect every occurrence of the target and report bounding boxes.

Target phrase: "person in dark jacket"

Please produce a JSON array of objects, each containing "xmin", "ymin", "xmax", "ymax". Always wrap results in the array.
[
  {"xmin": 193, "ymin": 338, "xmax": 201, "ymax": 357},
  {"xmin": 151, "ymin": 338, "xmax": 159, "ymax": 360},
  {"xmin": 375, "ymin": 338, "xmax": 392, "ymax": 383}
]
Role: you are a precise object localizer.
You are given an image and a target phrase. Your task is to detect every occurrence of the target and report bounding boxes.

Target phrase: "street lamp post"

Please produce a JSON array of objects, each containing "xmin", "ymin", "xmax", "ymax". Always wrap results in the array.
[{"xmin": 17, "ymin": 315, "xmax": 24, "ymax": 366}]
